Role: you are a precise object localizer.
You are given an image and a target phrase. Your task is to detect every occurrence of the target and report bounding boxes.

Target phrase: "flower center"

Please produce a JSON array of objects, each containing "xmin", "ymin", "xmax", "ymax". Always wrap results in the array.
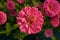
[
  {"xmin": 49, "ymin": 4, "xmax": 54, "ymax": 11},
  {"xmin": 26, "ymin": 15, "xmax": 36, "ymax": 26}
]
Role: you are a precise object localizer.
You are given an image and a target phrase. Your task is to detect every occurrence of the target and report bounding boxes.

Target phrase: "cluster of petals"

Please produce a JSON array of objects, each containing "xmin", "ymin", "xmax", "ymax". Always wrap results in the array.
[
  {"xmin": 16, "ymin": 6, "xmax": 44, "ymax": 34},
  {"xmin": 43, "ymin": 0, "xmax": 60, "ymax": 28},
  {"xmin": 44, "ymin": 29, "xmax": 53, "ymax": 38},
  {"xmin": 50, "ymin": 10, "xmax": 60, "ymax": 28},
  {"xmin": 6, "ymin": 0, "xmax": 15, "ymax": 10},
  {"xmin": 6, "ymin": 0, "xmax": 16, "ymax": 16},
  {"xmin": 50, "ymin": 16, "xmax": 59, "ymax": 28},
  {"xmin": 43, "ymin": 0, "xmax": 60, "ymax": 17},
  {"xmin": 0, "ymin": 11, "xmax": 7, "ymax": 25}
]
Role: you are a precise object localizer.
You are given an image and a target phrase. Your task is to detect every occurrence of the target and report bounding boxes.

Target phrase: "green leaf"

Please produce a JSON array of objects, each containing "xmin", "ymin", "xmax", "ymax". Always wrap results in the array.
[
  {"xmin": 20, "ymin": 32, "xmax": 27, "ymax": 38},
  {"xmin": 51, "ymin": 35, "xmax": 56, "ymax": 40},
  {"xmin": 13, "ymin": 30, "xmax": 27, "ymax": 40},
  {"xmin": 5, "ymin": 23, "xmax": 12, "ymax": 36},
  {"xmin": 12, "ymin": 24, "xmax": 18, "ymax": 30},
  {"xmin": 0, "ymin": 31, "xmax": 6, "ymax": 34}
]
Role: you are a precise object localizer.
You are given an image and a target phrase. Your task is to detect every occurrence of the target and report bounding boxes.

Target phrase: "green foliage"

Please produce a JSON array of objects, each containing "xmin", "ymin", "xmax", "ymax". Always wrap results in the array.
[
  {"xmin": 5, "ymin": 23, "xmax": 12, "ymax": 36},
  {"xmin": 12, "ymin": 24, "xmax": 18, "ymax": 30},
  {"xmin": 13, "ymin": 30, "xmax": 27, "ymax": 40},
  {"xmin": 51, "ymin": 35, "xmax": 56, "ymax": 40}
]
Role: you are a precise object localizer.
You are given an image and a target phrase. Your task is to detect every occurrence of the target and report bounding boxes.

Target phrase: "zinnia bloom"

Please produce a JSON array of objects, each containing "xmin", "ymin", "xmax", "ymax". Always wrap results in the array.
[
  {"xmin": 44, "ymin": 29, "xmax": 53, "ymax": 38},
  {"xmin": 43, "ymin": 0, "xmax": 60, "ymax": 17},
  {"xmin": 17, "ymin": 0, "xmax": 24, "ymax": 4},
  {"xmin": 50, "ymin": 16, "xmax": 59, "ymax": 28},
  {"xmin": 0, "ymin": 11, "xmax": 7, "ymax": 25},
  {"xmin": 6, "ymin": 1, "xmax": 15, "ymax": 10},
  {"xmin": 16, "ymin": 6, "xmax": 44, "ymax": 34}
]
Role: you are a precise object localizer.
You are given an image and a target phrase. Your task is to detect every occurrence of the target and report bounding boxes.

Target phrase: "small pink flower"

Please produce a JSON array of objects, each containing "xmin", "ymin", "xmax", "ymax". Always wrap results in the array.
[
  {"xmin": 17, "ymin": 0, "xmax": 24, "ymax": 4},
  {"xmin": 50, "ymin": 16, "xmax": 59, "ymax": 28},
  {"xmin": 0, "ymin": 11, "xmax": 7, "ymax": 25},
  {"xmin": 44, "ymin": 29, "xmax": 53, "ymax": 38},
  {"xmin": 43, "ymin": 0, "xmax": 60, "ymax": 17},
  {"xmin": 8, "ymin": 10, "xmax": 17, "ymax": 16},
  {"xmin": 16, "ymin": 6, "xmax": 44, "ymax": 34},
  {"xmin": 6, "ymin": 1, "xmax": 15, "ymax": 10}
]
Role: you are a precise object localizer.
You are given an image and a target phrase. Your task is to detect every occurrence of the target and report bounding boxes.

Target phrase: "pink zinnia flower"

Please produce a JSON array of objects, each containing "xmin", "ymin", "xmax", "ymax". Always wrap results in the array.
[
  {"xmin": 0, "ymin": 11, "xmax": 7, "ymax": 25},
  {"xmin": 50, "ymin": 16, "xmax": 59, "ymax": 28},
  {"xmin": 43, "ymin": 0, "xmax": 60, "ymax": 17},
  {"xmin": 16, "ymin": 6, "xmax": 44, "ymax": 34},
  {"xmin": 44, "ymin": 29, "xmax": 53, "ymax": 38},
  {"xmin": 17, "ymin": 0, "xmax": 24, "ymax": 4},
  {"xmin": 6, "ymin": 1, "xmax": 15, "ymax": 10}
]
